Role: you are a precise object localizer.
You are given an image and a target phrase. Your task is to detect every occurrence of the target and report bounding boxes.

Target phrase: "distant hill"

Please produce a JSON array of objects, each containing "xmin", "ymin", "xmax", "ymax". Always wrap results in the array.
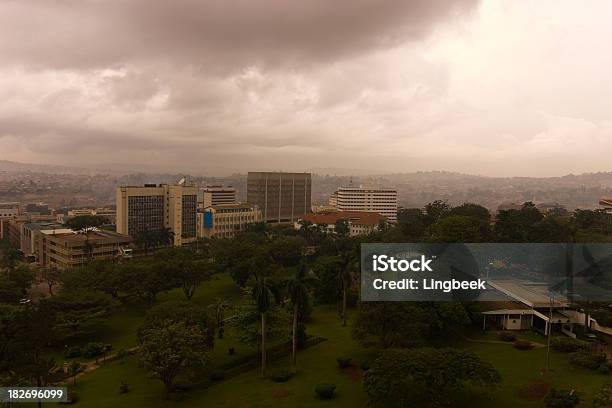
[{"xmin": 2, "ymin": 160, "xmax": 612, "ymax": 210}]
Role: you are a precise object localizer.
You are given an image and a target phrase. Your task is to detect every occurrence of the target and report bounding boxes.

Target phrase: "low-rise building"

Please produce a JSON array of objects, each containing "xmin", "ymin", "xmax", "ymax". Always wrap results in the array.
[
  {"xmin": 197, "ymin": 203, "xmax": 262, "ymax": 239},
  {"xmin": 295, "ymin": 210, "xmax": 385, "ymax": 236},
  {"xmin": 39, "ymin": 230, "xmax": 133, "ymax": 268},
  {"xmin": 57, "ymin": 207, "xmax": 117, "ymax": 225}
]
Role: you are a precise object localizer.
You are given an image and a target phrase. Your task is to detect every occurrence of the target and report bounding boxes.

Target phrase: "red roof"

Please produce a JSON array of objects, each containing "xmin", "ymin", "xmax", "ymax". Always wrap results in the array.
[{"xmin": 301, "ymin": 211, "xmax": 384, "ymax": 227}]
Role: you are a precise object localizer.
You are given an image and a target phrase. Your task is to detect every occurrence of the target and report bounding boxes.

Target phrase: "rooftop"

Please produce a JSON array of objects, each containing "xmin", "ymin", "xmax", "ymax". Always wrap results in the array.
[
  {"xmin": 46, "ymin": 230, "xmax": 132, "ymax": 243},
  {"xmin": 487, "ymin": 279, "xmax": 569, "ymax": 308},
  {"xmin": 301, "ymin": 211, "xmax": 385, "ymax": 227}
]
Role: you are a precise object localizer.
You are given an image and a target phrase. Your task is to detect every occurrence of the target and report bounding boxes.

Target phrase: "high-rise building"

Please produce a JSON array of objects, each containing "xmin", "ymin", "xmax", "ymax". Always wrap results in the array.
[
  {"xmin": 200, "ymin": 185, "xmax": 236, "ymax": 207},
  {"xmin": 330, "ymin": 186, "xmax": 398, "ymax": 223},
  {"xmin": 247, "ymin": 172, "xmax": 311, "ymax": 223},
  {"xmin": 116, "ymin": 183, "xmax": 197, "ymax": 246}
]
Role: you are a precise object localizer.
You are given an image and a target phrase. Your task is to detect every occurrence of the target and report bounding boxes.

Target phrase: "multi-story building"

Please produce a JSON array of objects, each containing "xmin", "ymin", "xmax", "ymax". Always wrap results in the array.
[
  {"xmin": 6, "ymin": 214, "xmax": 57, "ymax": 251},
  {"xmin": 38, "ymin": 230, "xmax": 133, "ymax": 269},
  {"xmin": 247, "ymin": 172, "xmax": 311, "ymax": 223},
  {"xmin": 197, "ymin": 203, "xmax": 262, "ymax": 239},
  {"xmin": 296, "ymin": 211, "xmax": 385, "ymax": 236},
  {"xmin": 0, "ymin": 203, "xmax": 20, "ymax": 240},
  {"xmin": 330, "ymin": 186, "xmax": 398, "ymax": 223},
  {"xmin": 116, "ymin": 183, "xmax": 197, "ymax": 246},
  {"xmin": 57, "ymin": 207, "xmax": 117, "ymax": 225},
  {"xmin": 200, "ymin": 185, "xmax": 236, "ymax": 207},
  {"xmin": 22, "ymin": 222, "xmax": 70, "ymax": 260}
]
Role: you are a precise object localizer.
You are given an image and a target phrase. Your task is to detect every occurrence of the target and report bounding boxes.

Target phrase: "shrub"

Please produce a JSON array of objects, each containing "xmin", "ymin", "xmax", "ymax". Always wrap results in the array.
[
  {"xmin": 544, "ymin": 388, "xmax": 580, "ymax": 408},
  {"xmin": 568, "ymin": 350, "xmax": 607, "ymax": 370},
  {"xmin": 119, "ymin": 381, "xmax": 129, "ymax": 394},
  {"xmin": 82, "ymin": 342, "xmax": 105, "ymax": 358},
  {"xmin": 360, "ymin": 360, "xmax": 371, "ymax": 371},
  {"xmin": 270, "ymin": 370, "xmax": 293, "ymax": 383},
  {"xmin": 60, "ymin": 391, "xmax": 79, "ymax": 405},
  {"xmin": 499, "ymin": 331, "xmax": 517, "ymax": 342},
  {"xmin": 64, "ymin": 346, "xmax": 81, "ymax": 358},
  {"xmin": 598, "ymin": 364, "xmax": 610, "ymax": 375},
  {"xmin": 315, "ymin": 383, "xmax": 336, "ymax": 400},
  {"xmin": 209, "ymin": 370, "xmax": 226, "ymax": 381},
  {"xmin": 513, "ymin": 340, "xmax": 534, "ymax": 350},
  {"xmin": 593, "ymin": 382, "xmax": 612, "ymax": 408},
  {"xmin": 228, "ymin": 347, "xmax": 235, "ymax": 355},
  {"xmin": 116, "ymin": 349, "xmax": 129, "ymax": 362},
  {"xmin": 551, "ymin": 337, "xmax": 590, "ymax": 353},
  {"xmin": 337, "ymin": 357, "xmax": 352, "ymax": 368}
]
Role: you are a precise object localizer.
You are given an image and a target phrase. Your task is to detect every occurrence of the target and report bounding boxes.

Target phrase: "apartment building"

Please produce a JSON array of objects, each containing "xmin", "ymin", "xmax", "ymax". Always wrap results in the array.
[
  {"xmin": 330, "ymin": 186, "xmax": 398, "ymax": 223},
  {"xmin": 200, "ymin": 185, "xmax": 236, "ymax": 207},
  {"xmin": 38, "ymin": 230, "xmax": 133, "ymax": 269},
  {"xmin": 116, "ymin": 183, "xmax": 197, "ymax": 246},
  {"xmin": 197, "ymin": 203, "xmax": 262, "ymax": 239},
  {"xmin": 247, "ymin": 172, "xmax": 311, "ymax": 223}
]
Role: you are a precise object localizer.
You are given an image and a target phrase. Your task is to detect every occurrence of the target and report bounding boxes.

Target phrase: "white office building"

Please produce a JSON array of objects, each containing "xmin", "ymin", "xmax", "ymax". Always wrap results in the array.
[
  {"xmin": 330, "ymin": 186, "xmax": 398, "ymax": 223},
  {"xmin": 200, "ymin": 185, "xmax": 237, "ymax": 207}
]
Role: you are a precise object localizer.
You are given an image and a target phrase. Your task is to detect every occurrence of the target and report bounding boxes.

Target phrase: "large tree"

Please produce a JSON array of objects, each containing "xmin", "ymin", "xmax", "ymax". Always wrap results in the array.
[
  {"xmin": 429, "ymin": 215, "xmax": 490, "ymax": 243},
  {"xmin": 43, "ymin": 288, "xmax": 113, "ymax": 340},
  {"xmin": 64, "ymin": 215, "xmax": 107, "ymax": 231},
  {"xmin": 364, "ymin": 348, "xmax": 501, "ymax": 407},
  {"xmin": 138, "ymin": 301, "xmax": 214, "ymax": 392},
  {"xmin": 352, "ymin": 302, "xmax": 469, "ymax": 349}
]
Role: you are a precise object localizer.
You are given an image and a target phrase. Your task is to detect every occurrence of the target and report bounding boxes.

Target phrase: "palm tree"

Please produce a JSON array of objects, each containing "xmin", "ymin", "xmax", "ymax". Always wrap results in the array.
[
  {"xmin": 287, "ymin": 263, "xmax": 316, "ymax": 372},
  {"xmin": 135, "ymin": 229, "xmax": 155, "ymax": 255},
  {"xmin": 209, "ymin": 298, "xmax": 230, "ymax": 339},
  {"xmin": 83, "ymin": 236, "xmax": 94, "ymax": 263},
  {"xmin": 338, "ymin": 252, "xmax": 357, "ymax": 327},
  {"xmin": 157, "ymin": 228, "xmax": 175, "ymax": 247},
  {"xmin": 252, "ymin": 277, "xmax": 272, "ymax": 377}
]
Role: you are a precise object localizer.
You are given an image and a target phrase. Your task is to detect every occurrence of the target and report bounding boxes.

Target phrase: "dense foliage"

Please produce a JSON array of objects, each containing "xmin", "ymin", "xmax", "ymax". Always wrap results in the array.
[{"xmin": 363, "ymin": 347, "xmax": 501, "ymax": 407}]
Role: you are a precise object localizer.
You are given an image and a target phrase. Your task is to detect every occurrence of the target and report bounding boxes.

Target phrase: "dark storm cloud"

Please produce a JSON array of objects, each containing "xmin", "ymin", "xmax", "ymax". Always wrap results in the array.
[{"xmin": 0, "ymin": 0, "xmax": 478, "ymax": 70}]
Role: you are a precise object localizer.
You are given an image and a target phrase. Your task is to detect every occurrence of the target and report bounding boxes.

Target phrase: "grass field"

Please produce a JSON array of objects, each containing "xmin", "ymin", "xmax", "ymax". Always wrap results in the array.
[{"xmin": 57, "ymin": 274, "xmax": 611, "ymax": 407}]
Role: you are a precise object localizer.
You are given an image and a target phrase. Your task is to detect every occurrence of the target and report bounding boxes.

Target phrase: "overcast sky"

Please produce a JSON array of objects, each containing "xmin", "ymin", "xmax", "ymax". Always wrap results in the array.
[{"xmin": 1, "ymin": 0, "xmax": 611, "ymax": 176}]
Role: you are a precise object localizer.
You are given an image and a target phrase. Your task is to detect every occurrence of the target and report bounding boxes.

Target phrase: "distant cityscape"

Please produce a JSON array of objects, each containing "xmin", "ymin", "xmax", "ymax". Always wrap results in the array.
[{"xmin": 3, "ymin": 161, "xmax": 612, "ymax": 271}]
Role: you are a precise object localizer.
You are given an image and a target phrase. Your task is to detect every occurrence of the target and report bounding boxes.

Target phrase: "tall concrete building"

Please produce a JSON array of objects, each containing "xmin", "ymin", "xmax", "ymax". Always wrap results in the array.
[
  {"xmin": 247, "ymin": 172, "xmax": 311, "ymax": 223},
  {"xmin": 330, "ymin": 186, "xmax": 398, "ymax": 223},
  {"xmin": 116, "ymin": 183, "xmax": 197, "ymax": 246},
  {"xmin": 200, "ymin": 185, "xmax": 236, "ymax": 207}
]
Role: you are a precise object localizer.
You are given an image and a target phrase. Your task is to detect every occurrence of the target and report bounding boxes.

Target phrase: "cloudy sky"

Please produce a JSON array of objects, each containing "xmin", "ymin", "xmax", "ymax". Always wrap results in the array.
[{"xmin": 1, "ymin": 0, "xmax": 611, "ymax": 176}]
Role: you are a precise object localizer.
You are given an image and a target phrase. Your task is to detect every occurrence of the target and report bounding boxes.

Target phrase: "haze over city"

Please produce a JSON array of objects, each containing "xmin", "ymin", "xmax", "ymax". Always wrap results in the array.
[{"xmin": 1, "ymin": 0, "xmax": 612, "ymax": 177}]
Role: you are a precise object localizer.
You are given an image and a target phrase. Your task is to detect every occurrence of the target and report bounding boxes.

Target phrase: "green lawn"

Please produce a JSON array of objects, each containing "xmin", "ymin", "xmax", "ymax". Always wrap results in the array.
[
  {"xmin": 65, "ymin": 306, "xmax": 371, "ymax": 408},
  {"xmin": 454, "ymin": 337, "xmax": 609, "ymax": 407}
]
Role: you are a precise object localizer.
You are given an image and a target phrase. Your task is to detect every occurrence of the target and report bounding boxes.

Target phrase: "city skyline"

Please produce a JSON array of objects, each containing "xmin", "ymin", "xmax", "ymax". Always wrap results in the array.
[{"xmin": 2, "ymin": 0, "xmax": 612, "ymax": 177}]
